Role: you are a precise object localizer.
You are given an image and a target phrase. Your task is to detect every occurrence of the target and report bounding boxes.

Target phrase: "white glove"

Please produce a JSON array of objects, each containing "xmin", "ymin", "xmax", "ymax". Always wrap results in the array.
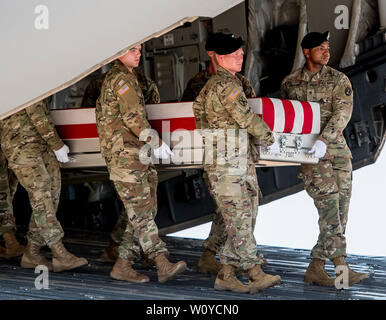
[
  {"xmin": 267, "ymin": 139, "xmax": 281, "ymax": 155},
  {"xmin": 153, "ymin": 142, "xmax": 174, "ymax": 159},
  {"xmin": 308, "ymin": 140, "xmax": 327, "ymax": 158},
  {"xmin": 54, "ymin": 144, "xmax": 70, "ymax": 163}
]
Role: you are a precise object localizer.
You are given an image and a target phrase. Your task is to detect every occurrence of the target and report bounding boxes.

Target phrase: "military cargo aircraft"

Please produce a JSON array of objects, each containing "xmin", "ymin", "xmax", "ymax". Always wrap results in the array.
[
  {"xmin": 0, "ymin": 2, "xmax": 385, "ymax": 301},
  {"xmin": 1, "ymin": 0, "xmax": 385, "ymax": 235}
]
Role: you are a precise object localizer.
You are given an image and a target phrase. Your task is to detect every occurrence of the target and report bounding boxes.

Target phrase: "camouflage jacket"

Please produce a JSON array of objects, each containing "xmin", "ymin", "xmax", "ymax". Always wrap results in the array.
[
  {"xmin": 181, "ymin": 69, "xmax": 256, "ymax": 102},
  {"xmin": 0, "ymin": 99, "xmax": 64, "ymax": 155},
  {"xmin": 280, "ymin": 65, "xmax": 353, "ymax": 158},
  {"xmin": 82, "ymin": 69, "xmax": 160, "ymax": 108},
  {"xmin": 195, "ymin": 66, "xmax": 274, "ymax": 168},
  {"xmin": 136, "ymin": 71, "xmax": 161, "ymax": 105},
  {"xmin": 95, "ymin": 60, "xmax": 156, "ymax": 173}
]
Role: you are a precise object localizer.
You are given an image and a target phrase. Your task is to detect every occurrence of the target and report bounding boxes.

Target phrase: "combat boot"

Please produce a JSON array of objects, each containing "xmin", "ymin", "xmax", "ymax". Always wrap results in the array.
[
  {"xmin": 197, "ymin": 249, "xmax": 221, "ymax": 274},
  {"xmin": 2, "ymin": 231, "xmax": 26, "ymax": 258},
  {"xmin": 50, "ymin": 241, "xmax": 88, "ymax": 272},
  {"xmin": 100, "ymin": 240, "xmax": 119, "ymax": 263},
  {"xmin": 333, "ymin": 256, "xmax": 371, "ymax": 287},
  {"xmin": 140, "ymin": 252, "xmax": 154, "ymax": 270},
  {"xmin": 110, "ymin": 257, "xmax": 150, "ymax": 283},
  {"xmin": 248, "ymin": 264, "xmax": 281, "ymax": 294},
  {"xmin": 234, "ymin": 254, "xmax": 268, "ymax": 276},
  {"xmin": 154, "ymin": 253, "xmax": 187, "ymax": 283},
  {"xmin": 214, "ymin": 265, "xmax": 249, "ymax": 293},
  {"xmin": 21, "ymin": 242, "xmax": 52, "ymax": 271},
  {"xmin": 304, "ymin": 258, "xmax": 335, "ymax": 286}
]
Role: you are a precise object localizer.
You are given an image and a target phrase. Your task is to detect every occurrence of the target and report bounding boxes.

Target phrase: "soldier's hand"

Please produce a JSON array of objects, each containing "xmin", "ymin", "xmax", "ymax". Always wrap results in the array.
[
  {"xmin": 153, "ymin": 142, "xmax": 174, "ymax": 160},
  {"xmin": 54, "ymin": 144, "xmax": 70, "ymax": 163},
  {"xmin": 267, "ymin": 139, "xmax": 281, "ymax": 155},
  {"xmin": 308, "ymin": 140, "xmax": 327, "ymax": 158}
]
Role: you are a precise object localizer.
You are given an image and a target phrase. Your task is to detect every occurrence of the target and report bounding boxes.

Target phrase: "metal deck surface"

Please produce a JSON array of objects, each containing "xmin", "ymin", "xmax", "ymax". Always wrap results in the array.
[{"xmin": 0, "ymin": 230, "xmax": 385, "ymax": 300}]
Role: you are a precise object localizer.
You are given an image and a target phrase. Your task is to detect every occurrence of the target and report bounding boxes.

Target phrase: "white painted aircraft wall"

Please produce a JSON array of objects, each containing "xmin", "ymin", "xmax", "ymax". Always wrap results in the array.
[{"xmin": 0, "ymin": 0, "xmax": 243, "ymax": 118}]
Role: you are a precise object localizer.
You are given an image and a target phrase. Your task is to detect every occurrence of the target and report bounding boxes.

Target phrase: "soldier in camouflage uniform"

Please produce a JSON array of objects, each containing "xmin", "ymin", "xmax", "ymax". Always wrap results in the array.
[
  {"xmin": 0, "ymin": 146, "xmax": 26, "ymax": 259},
  {"xmin": 0, "ymin": 99, "xmax": 87, "ymax": 272},
  {"xmin": 95, "ymin": 44, "xmax": 186, "ymax": 283},
  {"xmin": 280, "ymin": 31, "xmax": 370, "ymax": 287},
  {"xmin": 85, "ymin": 68, "xmax": 162, "ymax": 266},
  {"xmin": 193, "ymin": 33, "xmax": 281, "ymax": 293},
  {"xmin": 181, "ymin": 32, "xmax": 267, "ymax": 276}
]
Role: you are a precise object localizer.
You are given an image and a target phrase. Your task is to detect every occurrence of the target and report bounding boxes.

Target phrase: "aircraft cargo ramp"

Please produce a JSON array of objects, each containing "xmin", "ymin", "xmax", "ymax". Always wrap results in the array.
[{"xmin": 0, "ymin": 230, "xmax": 385, "ymax": 301}]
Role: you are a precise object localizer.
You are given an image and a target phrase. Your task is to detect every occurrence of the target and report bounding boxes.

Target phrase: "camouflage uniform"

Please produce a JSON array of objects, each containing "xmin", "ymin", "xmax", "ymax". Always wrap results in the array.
[
  {"xmin": 0, "ymin": 100, "xmax": 65, "ymax": 247},
  {"xmin": 280, "ymin": 65, "xmax": 353, "ymax": 260},
  {"xmin": 95, "ymin": 60, "xmax": 167, "ymax": 261},
  {"xmin": 82, "ymin": 70, "xmax": 160, "ymax": 107},
  {"xmin": 182, "ymin": 69, "xmax": 256, "ymax": 255},
  {"xmin": 193, "ymin": 66, "xmax": 274, "ymax": 270},
  {"xmin": 182, "ymin": 69, "xmax": 255, "ymax": 102},
  {"xmin": 107, "ymin": 71, "xmax": 160, "ymax": 249},
  {"xmin": 82, "ymin": 67, "xmax": 161, "ymax": 253},
  {"xmin": 0, "ymin": 147, "xmax": 18, "ymax": 236}
]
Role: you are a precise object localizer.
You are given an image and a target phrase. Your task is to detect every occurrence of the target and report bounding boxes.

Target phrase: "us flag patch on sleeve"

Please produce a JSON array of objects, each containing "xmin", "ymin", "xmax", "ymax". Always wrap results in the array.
[
  {"xmin": 117, "ymin": 84, "xmax": 130, "ymax": 96},
  {"xmin": 227, "ymin": 87, "xmax": 241, "ymax": 101}
]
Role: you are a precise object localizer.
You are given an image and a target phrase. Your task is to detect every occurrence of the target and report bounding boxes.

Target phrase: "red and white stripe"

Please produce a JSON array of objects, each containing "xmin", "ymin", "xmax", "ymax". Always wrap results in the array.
[
  {"xmin": 50, "ymin": 107, "xmax": 98, "ymax": 140},
  {"xmin": 248, "ymin": 98, "xmax": 320, "ymax": 134},
  {"xmin": 50, "ymin": 98, "xmax": 320, "ymax": 141},
  {"xmin": 146, "ymin": 102, "xmax": 196, "ymax": 133}
]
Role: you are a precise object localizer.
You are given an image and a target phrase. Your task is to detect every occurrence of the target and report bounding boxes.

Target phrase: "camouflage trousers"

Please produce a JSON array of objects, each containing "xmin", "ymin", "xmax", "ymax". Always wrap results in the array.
[
  {"xmin": 111, "ymin": 208, "xmax": 128, "ymax": 244},
  {"xmin": 110, "ymin": 166, "xmax": 167, "ymax": 261},
  {"xmin": 4, "ymin": 144, "xmax": 64, "ymax": 247},
  {"xmin": 0, "ymin": 150, "xmax": 18, "ymax": 236},
  {"xmin": 202, "ymin": 171, "xmax": 227, "ymax": 254},
  {"xmin": 300, "ymin": 157, "xmax": 352, "ymax": 260},
  {"xmin": 110, "ymin": 207, "xmax": 144, "ymax": 262},
  {"xmin": 205, "ymin": 160, "xmax": 264, "ymax": 270}
]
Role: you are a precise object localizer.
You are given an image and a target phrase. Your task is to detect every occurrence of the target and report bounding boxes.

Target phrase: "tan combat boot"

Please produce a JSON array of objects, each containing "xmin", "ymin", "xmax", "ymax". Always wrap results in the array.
[
  {"xmin": 248, "ymin": 264, "xmax": 281, "ymax": 294},
  {"xmin": 50, "ymin": 241, "xmax": 88, "ymax": 272},
  {"xmin": 21, "ymin": 242, "xmax": 53, "ymax": 271},
  {"xmin": 110, "ymin": 257, "xmax": 150, "ymax": 283},
  {"xmin": 197, "ymin": 249, "xmax": 221, "ymax": 275},
  {"xmin": 100, "ymin": 240, "xmax": 119, "ymax": 263},
  {"xmin": 304, "ymin": 258, "xmax": 335, "ymax": 286},
  {"xmin": 2, "ymin": 231, "xmax": 26, "ymax": 258},
  {"xmin": 214, "ymin": 265, "xmax": 249, "ymax": 293},
  {"xmin": 235, "ymin": 254, "xmax": 268, "ymax": 275},
  {"xmin": 333, "ymin": 256, "xmax": 371, "ymax": 287},
  {"xmin": 154, "ymin": 253, "xmax": 187, "ymax": 283}
]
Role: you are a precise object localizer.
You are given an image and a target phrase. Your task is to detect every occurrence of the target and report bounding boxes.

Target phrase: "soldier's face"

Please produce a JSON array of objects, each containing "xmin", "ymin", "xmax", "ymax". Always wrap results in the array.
[
  {"xmin": 217, "ymin": 48, "xmax": 244, "ymax": 74},
  {"xmin": 305, "ymin": 42, "xmax": 330, "ymax": 67},
  {"xmin": 119, "ymin": 45, "xmax": 142, "ymax": 69}
]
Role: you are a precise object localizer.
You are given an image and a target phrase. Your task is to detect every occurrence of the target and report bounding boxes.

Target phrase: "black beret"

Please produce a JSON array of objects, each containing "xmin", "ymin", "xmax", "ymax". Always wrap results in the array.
[
  {"xmin": 301, "ymin": 31, "xmax": 330, "ymax": 49},
  {"xmin": 205, "ymin": 32, "xmax": 244, "ymax": 55},
  {"xmin": 205, "ymin": 33, "xmax": 219, "ymax": 51}
]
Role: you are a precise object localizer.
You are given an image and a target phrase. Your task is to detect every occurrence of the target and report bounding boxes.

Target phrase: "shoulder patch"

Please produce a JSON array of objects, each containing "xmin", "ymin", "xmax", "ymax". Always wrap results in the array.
[
  {"xmin": 345, "ymin": 87, "xmax": 352, "ymax": 96},
  {"xmin": 117, "ymin": 84, "xmax": 130, "ymax": 96},
  {"xmin": 227, "ymin": 87, "xmax": 241, "ymax": 101}
]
